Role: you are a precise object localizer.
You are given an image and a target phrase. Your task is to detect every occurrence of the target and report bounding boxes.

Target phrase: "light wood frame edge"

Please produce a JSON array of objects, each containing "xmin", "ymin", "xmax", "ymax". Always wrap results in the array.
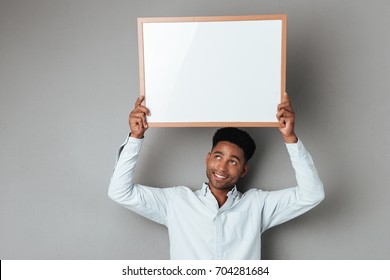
[{"xmin": 137, "ymin": 14, "xmax": 287, "ymax": 127}]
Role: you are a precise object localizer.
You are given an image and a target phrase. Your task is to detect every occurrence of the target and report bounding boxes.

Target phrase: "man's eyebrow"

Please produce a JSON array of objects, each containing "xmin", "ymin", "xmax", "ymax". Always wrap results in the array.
[{"xmin": 230, "ymin": 155, "xmax": 242, "ymax": 162}]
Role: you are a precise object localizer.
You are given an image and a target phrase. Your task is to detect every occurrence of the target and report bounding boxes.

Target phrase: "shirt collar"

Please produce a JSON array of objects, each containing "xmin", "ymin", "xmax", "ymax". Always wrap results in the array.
[{"xmin": 201, "ymin": 183, "xmax": 239, "ymax": 199}]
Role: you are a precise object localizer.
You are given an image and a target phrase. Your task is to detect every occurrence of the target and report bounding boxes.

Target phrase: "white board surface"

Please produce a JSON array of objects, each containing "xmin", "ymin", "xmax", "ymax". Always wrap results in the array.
[{"xmin": 138, "ymin": 15, "xmax": 286, "ymax": 127}]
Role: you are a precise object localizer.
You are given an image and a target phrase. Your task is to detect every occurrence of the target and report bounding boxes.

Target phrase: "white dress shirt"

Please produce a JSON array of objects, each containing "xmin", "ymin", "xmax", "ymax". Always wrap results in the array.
[{"xmin": 108, "ymin": 136, "xmax": 324, "ymax": 259}]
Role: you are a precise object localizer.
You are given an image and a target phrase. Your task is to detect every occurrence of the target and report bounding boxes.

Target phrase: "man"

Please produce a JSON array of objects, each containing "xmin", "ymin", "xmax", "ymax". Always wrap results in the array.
[{"xmin": 108, "ymin": 92, "xmax": 324, "ymax": 259}]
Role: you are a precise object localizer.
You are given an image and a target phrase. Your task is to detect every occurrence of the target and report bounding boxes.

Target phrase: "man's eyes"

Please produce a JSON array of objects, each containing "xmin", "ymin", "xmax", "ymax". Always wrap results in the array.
[{"xmin": 214, "ymin": 155, "xmax": 237, "ymax": 165}]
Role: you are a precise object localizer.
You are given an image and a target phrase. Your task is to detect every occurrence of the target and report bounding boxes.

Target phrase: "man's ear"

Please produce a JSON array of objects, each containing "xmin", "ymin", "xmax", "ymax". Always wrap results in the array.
[
  {"xmin": 240, "ymin": 164, "xmax": 249, "ymax": 178},
  {"xmin": 206, "ymin": 152, "xmax": 211, "ymax": 162}
]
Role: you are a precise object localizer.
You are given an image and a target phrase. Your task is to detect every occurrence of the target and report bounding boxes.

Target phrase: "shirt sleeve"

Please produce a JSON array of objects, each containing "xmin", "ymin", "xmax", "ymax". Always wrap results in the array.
[
  {"xmin": 108, "ymin": 135, "xmax": 172, "ymax": 226},
  {"xmin": 259, "ymin": 139, "xmax": 325, "ymax": 233}
]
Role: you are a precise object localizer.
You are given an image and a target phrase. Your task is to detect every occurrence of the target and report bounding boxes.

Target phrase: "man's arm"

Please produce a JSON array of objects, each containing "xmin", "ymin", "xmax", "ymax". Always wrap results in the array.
[
  {"xmin": 258, "ymin": 92, "xmax": 325, "ymax": 232},
  {"xmin": 108, "ymin": 96, "xmax": 171, "ymax": 225},
  {"xmin": 259, "ymin": 140, "xmax": 325, "ymax": 232}
]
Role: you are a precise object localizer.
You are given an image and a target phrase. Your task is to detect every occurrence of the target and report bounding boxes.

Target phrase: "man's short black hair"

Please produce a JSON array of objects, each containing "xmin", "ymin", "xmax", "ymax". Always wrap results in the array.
[{"xmin": 212, "ymin": 127, "xmax": 256, "ymax": 162}]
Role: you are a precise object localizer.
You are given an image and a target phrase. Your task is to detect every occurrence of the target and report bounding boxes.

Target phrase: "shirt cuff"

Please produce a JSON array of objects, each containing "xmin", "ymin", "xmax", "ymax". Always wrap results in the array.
[
  {"xmin": 117, "ymin": 133, "xmax": 144, "ymax": 158},
  {"xmin": 285, "ymin": 138, "xmax": 316, "ymax": 171},
  {"xmin": 124, "ymin": 134, "xmax": 143, "ymax": 147},
  {"xmin": 285, "ymin": 138, "xmax": 303, "ymax": 157}
]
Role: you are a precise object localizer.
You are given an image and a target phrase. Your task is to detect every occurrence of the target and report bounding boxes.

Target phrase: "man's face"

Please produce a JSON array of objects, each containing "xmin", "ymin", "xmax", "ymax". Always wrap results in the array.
[{"xmin": 206, "ymin": 141, "xmax": 248, "ymax": 191}]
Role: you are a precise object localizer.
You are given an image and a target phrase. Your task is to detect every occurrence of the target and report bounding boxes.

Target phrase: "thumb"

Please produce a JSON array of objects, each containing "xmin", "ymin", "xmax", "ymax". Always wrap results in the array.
[{"xmin": 282, "ymin": 92, "xmax": 290, "ymax": 102}]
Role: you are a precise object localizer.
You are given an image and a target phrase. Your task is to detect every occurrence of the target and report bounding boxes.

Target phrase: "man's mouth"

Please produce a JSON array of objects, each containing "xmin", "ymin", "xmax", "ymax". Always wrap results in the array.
[{"xmin": 214, "ymin": 172, "xmax": 228, "ymax": 179}]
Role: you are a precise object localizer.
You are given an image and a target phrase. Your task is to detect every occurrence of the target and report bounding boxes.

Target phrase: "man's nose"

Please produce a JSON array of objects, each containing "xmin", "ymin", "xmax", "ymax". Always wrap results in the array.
[{"xmin": 216, "ymin": 160, "xmax": 228, "ymax": 171}]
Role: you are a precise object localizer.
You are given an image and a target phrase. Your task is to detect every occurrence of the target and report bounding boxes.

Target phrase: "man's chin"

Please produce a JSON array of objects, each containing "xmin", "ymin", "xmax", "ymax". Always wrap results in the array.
[{"xmin": 209, "ymin": 182, "xmax": 234, "ymax": 191}]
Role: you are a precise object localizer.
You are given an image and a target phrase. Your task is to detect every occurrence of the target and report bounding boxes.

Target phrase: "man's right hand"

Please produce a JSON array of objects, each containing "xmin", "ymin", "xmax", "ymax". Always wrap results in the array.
[{"xmin": 129, "ymin": 96, "xmax": 150, "ymax": 139}]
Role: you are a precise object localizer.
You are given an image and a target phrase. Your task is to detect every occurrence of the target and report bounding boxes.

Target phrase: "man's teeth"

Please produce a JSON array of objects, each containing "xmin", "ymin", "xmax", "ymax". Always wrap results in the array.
[{"xmin": 215, "ymin": 173, "xmax": 227, "ymax": 179}]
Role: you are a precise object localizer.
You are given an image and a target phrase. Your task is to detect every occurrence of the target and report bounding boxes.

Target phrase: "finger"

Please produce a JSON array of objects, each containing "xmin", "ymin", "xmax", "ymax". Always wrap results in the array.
[
  {"xmin": 131, "ymin": 110, "xmax": 148, "ymax": 124},
  {"xmin": 132, "ymin": 105, "xmax": 150, "ymax": 116},
  {"xmin": 276, "ymin": 108, "xmax": 286, "ymax": 119},
  {"xmin": 130, "ymin": 110, "xmax": 147, "ymax": 119},
  {"xmin": 130, "ymin": 115, "xmax": 148, "ymax": 130},
  {"xmin": 135, "ymin": 95, "xmax": 145, "ymax": 107},
  {"xmin": 278, "ymin": 114, "xmax": 294, "ymax": 126},
  {"xmin": 277, "ymin": 102, "xmax": 293, "ymax": 114},
  {"xmin": 276, "ymin": 107, "xmax": 294, "ymax": 118},
  {"xmin": 279, "ymin": 92, "xmax": 290, "ymax": 107},
  {"xmin": 277, "ymin": 100, "xmax": 290, "ymax": 110},
  {"xmin": 282, "ymin": 92, "xmax": 290, "ymax": 103},
  {"xmin": 130, "ymin": 115, "xmax": 142, "ymax": 126},
  {"xmin": 278, "ymin": 116, "xmax": 286, "ymax": 128},
  {"xmin": 141, "ymin": 113, "xmax": 148, "ymax": 128},
  {"xmin": 131, "ymin": 97, "xmax": 150, "ymax": 116}
]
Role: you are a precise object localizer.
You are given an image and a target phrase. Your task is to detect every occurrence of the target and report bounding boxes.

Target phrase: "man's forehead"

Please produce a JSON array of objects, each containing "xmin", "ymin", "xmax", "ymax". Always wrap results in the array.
[{"xmin": 212, "ymin": 141, "xmax": 245, "ymax": 158}]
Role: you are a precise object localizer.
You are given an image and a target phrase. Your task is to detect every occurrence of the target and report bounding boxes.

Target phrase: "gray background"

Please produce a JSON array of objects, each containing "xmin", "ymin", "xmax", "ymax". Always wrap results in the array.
[{"xmin": 1, "ymin": 0, "xmax": 389, "ymax": 259}]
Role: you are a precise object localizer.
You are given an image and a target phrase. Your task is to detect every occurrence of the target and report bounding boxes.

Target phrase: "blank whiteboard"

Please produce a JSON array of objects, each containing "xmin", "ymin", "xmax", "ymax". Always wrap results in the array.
[{"xmin": 138, "ymin": 15, "xmax": 286, "ymax": 127}]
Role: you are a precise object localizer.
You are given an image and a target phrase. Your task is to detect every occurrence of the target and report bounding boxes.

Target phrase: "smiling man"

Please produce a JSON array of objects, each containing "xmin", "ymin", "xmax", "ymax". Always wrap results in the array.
[
  {"xmin": 205, "ymin": 129, "xmax": 253, "ymax": 208},
  {"xmin": 108, "ymin": 93, "xmax": 324, "ymax": 259}
]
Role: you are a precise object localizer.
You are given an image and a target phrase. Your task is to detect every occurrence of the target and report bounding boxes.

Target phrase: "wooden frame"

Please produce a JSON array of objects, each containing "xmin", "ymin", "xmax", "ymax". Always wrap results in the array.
[{"xmin": 138, "ymin": 15, "xmax": 287, "ymax": 127}]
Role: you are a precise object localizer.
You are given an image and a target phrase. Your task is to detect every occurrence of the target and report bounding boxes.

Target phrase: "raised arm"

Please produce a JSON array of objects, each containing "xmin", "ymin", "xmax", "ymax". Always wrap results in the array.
[
  {"xmin": 108, "ymin": 97, "xmax": 170, "ymax": 225},
  {"xmin": 259, "ymin": 92, "xmax": 325, "ymax": 232}
]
